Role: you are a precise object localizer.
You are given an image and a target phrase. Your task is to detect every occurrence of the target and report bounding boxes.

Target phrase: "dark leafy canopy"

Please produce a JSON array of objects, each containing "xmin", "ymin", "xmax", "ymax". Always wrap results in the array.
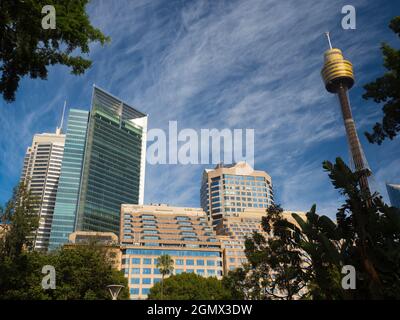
[
  {"xmin": 323, "ymin": 158, "xmax": 400, "ymax": 299},
  {"xmin": 0, "ymin": 0, "xmax": 110, "ymax": 102},
  {"xmin": 243, "ymin": 205, "xmax": 308, "ymax": 300},
  {"xmin": 0, "ymin": 183, "xmax": 128, "ymax": 300},
  {"xmin": 363, "ymin": 16, "xmax": 400, "ymax": 144},
  {"xmin": 147, "ymin": 273, "xmax": 233, "ymax": 300},
  {"xmin": 0, "ymin": 245, "xmax": 129, "ymax": 300},
  {"xmin": 0, "ymin": 182, "xmax": 39, "ymax": 259},
  {"xmin": 224, "ymin": 158, "xmax": 400, "ymax": 300}
]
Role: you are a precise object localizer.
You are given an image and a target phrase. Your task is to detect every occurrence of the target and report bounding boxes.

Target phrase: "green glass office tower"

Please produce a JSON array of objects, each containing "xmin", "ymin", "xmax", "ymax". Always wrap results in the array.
[
  {"xmin": 75, "ymin": 87, "xmax": 147, "ymax": 234},
  {"xmin": 48, "ymin": 109, "xmax": 89, "ymax": 250},
  {"xmin": 49, "ymin": 87, "xmax": 147, "ymax": 249}
]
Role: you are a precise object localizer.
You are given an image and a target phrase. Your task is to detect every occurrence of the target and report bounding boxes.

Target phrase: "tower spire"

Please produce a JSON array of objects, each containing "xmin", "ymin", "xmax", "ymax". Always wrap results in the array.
[
  {"xmin": 321, "ymin": 35, "xmax": 372, "ymax": 195},
  {"xmin": 324, "ymin": 31, "xmax": 333, "ymax": 50},
  {"xmin": 56, "ymin": 100, "xmax": 66, "ymax": 135}
]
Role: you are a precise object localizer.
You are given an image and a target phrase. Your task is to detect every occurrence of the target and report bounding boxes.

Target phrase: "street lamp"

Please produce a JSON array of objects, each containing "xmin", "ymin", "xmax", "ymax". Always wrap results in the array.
[{"xmin": 106, "ymin": 284, "xmax": 124, "ymax": 300}]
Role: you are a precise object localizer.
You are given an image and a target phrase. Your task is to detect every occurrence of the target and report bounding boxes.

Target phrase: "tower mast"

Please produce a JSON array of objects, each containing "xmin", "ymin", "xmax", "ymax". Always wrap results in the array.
[{"xmin": 321, "ymin": 33, "xmax": 371, "ymax": 194}]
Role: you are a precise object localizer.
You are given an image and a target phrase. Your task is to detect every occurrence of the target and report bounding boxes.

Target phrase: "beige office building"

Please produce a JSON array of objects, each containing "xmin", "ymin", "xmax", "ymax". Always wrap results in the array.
[
  {"xmin": 21, "ymin": 129, "xmax": 65, "ymax": 251},
  {"xmin": 65, "ymin": 231, "xmax": 121, "ymax": 270},
  {"xmin": 120, "ymin": 204, "xmax": 224, "ymax": 299},
  {"xmin": 217, "ymin": 208, "xmax": 306, "ymax": 273},
  {"xmin": 200, "ymin": 162, "xmax": 274, "ymax": 229}
]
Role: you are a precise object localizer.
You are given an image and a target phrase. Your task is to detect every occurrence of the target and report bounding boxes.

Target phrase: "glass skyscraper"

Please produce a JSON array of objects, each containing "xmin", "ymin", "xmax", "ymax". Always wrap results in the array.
[
  {"xmin": 49, "ymin": 86, "xmax": 147, "ymax": 250},
  {"xmin": 48, "ymin": 109, "xmax": 89, "ymax": 250},
  {"xmin": 75, "ymin": 87, "xmax": 147, "ymax": 234},
  {"xmin": 386, "ymin": 183, "xmax": 400, "ymax": 209}
]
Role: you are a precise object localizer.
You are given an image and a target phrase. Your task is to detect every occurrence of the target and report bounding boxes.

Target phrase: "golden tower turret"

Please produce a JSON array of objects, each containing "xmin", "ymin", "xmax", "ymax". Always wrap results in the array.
[
  {"xmin": 321, "ymin": 32, "xmax": 371, "ymax": 194},
  {"xmin": 321, "ymin": 48, "xmax": 355, "ymax": 93}
]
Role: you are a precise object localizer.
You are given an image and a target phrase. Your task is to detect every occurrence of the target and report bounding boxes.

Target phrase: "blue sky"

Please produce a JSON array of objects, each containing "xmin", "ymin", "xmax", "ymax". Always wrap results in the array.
[{"xmin": 1, "ymin": 0, "xmax": 399, "ymax": 218}]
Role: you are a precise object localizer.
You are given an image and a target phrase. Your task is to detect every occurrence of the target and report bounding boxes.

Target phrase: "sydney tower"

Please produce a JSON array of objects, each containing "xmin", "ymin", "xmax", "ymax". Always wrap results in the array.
[{"xmin": 321, "ymin": 33, "xmax": 371, "ymax": 194}]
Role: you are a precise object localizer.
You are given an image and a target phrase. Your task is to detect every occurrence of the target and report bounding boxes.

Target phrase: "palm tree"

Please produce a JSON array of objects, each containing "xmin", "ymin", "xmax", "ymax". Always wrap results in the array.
[{"xmin": 156, "ymin": 254, "xmax": 174, "ymax": 299}]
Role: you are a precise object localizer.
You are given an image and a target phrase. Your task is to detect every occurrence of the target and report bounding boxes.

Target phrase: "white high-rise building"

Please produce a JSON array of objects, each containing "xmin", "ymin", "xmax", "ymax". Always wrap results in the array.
[{"xmin": 21, "ymin": 127, "xmax": 65, "ymax": 251}]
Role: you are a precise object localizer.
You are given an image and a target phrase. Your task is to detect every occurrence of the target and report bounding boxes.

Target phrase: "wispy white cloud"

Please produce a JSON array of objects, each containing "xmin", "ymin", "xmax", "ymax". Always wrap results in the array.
[{"xmin": 1, "ymin": 0, "xmax": 399, "ymax": 215}]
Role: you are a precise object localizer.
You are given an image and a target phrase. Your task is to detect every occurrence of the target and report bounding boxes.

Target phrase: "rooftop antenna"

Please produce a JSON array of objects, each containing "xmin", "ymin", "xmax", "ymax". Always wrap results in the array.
[
  {"xmin": 324, "ymin": 31, "xmax": 333, "ymax": 50},
  {"xmin": 56, "ymin": 100, "xmax": 66, "ymax": 135}
]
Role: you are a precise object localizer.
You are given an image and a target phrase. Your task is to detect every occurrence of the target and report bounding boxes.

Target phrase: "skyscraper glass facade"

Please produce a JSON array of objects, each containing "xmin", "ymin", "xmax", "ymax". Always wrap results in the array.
[
  {"xmin": 48, "ymin": 87, "xmax": 147, "ymax": 250},
  {"xmin": 48, "ymin": 109, "xmax": 89, "ymax": 250},
  {"xmin": 75, "ymin": 87, "xmax": 147, "ymax": 235},
  {"xmin": 386, "ymin": 183, "xmax": 400, "ymax": 209}
]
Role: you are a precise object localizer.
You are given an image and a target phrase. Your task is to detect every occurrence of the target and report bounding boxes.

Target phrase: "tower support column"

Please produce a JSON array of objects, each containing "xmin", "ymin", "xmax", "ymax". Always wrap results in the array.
[{"xmin": 336, "ymin": 84, "xmax": 370, "ymax": 193}]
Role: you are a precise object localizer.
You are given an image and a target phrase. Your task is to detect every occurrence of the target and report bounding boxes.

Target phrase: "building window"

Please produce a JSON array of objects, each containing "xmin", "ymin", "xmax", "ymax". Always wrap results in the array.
[
  {"xmin": 196, "ymin": 260, "xmax": 204, "ymax": 266},
  {"xmin": 186, "ymin": 269, "xmax": 194, "ymax": 273},
  {"xmin": 142, "ymin": 278, "xmax": 152, "ymax": 285},
  {"xmin": 176, "ymin": 259, "xmax": 184, "ymax": 265},
  {"xmin": 130, "ymin": 278, "xmax": 140, "ymax": 284},
  {"xmin": 130, "ymin": 288, "xmax": 139, "ymax": 295},
  {"xmin": 131, "ymin": 268, "xmax": 140, "ymax": 274},
  {"xmin": 142, "ymin": 236, "xmax": 160, "ymax": 240},
  {"xmin": 143, "ymin": 230, "xmax": 158, "ymax": 234},
  {"xmin": 186, "ymin": 259, "xmax": 194, "ymax": 266},
  {"xmin": 143, "ymin": 268, "xmax": 151, "ymax": 274},
  {"xmin": 154, "ymin": 268, "xmax": 161, "ymax": 275},
  {"xmin": 154, "ymin": 278, "xmax": 161, "ymax": 284},
  {"xmin": 207, "ymin": 270, "xmax": 216, "ymax": 275},
  {"xmin": 181, "ymin": 232, "xmax": 196, "ymax": 236},
  {"xmin": 141, "ymin": 215, "xmax": 155, "ymax": 219},
  {"xmin": 197, "ymin": 269, "xmax": 205, "ymax": 275},
  {"xmin": 142, "ymin": 288, "xmax": 150, "ymax": 295},
  {"xmin": 182, "ymin": 237, "xmax": 198, "ymax": 241},
  {"xmin": 143, "ymin": 258, "xmax": 152, "ymax": 265},
  {"xmin": 176, "ymin": 216, "xmax": 190, "ymax": 221},
  {"xmin": 206, "ymin": 260, "xmax": 215, "ymax": 266},
  {"xmin": 176, "ymin": 269, "xmax": 184, "ymax": 274},
  {"xmin": 180, "ymin": 226, "xmax": 194, "ymax": 231},
  {"xmin": 131, "ymin": 258, "xmax": 140, "ymax": 264}
]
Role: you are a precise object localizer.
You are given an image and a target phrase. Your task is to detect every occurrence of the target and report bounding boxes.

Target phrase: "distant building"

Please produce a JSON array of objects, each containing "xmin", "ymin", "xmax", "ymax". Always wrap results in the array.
[
  {"xmin": 386, "ymin": 183, "xmax": 400, "ymax": 208},
  {"xmin": 200, "ymin": 162, "xmax": 274, "ymax": 229},
  {"xmin": 120, "ymin": 204, "xmax": 224, "ymax": 300},
  {"xmin": 64, "ymin": 231, "xmax": 121, "ymax": 270},
  {"xmin": 21, "ymin": 129, "xmax": 65, "ymax": 251},
  {"xmin": 49, "ymin": 86, "xmax": 148, "ymax": 250},
  {"xmin": 217, "ymin": 208, "xmax": 306, "ymax": 273}
]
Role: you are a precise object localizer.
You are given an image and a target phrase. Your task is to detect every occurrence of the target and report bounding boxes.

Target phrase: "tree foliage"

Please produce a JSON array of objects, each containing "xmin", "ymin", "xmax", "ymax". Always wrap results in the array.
[
  {"xmin": 0, "ymin": 182, "xmax": 39, "ymax": 259},
  {"xmin": 147, "ymin": 273, "xmax": 232, "ymax": 300},
  {"xmin": 0, "ymin": 0, "xmax": 110, "ymax": 102},
  {"xmin": 0, "ymin": 183, "xmax": 128, "ymax": 300},
  {"xmin": 363, "ymin": 16, "xmax": 400, "ymax": 144},
  {"xmin": 224, "ymin": 158, "xmax": 400, "ymax": 300},
  {"xmin": 156, "ymin": 254, "xmax": 174, "ymax": 299}
]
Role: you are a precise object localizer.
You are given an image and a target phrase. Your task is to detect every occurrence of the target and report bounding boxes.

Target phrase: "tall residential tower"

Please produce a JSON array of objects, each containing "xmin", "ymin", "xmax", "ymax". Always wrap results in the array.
[
  {"xmin": 200, "ymin": 162, "xmax": 274, "ymax": 228},
  {"xmin": 21, "ymin": 128, "xmax": 65, "ymax": 251}
]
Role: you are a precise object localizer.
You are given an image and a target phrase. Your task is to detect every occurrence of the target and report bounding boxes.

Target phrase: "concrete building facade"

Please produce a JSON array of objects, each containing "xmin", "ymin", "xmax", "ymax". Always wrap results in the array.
[
  {"xmin": 21, "ymin": 131, "xmax": 65, "ymax": 251},
  {"xmin": 120, "ymin": 204, "xmax": 224, "ymax": 299},
  {"xmin": 217, "ymin": 208, "xmax": 307, "ymax": 273},
  {"xmin": 200, "ymin": 162, "xmax": 274, "ymax": 228},
  {"xmin": 65, "ymin": 231, "xmax": 121, "ymax": 269}
]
